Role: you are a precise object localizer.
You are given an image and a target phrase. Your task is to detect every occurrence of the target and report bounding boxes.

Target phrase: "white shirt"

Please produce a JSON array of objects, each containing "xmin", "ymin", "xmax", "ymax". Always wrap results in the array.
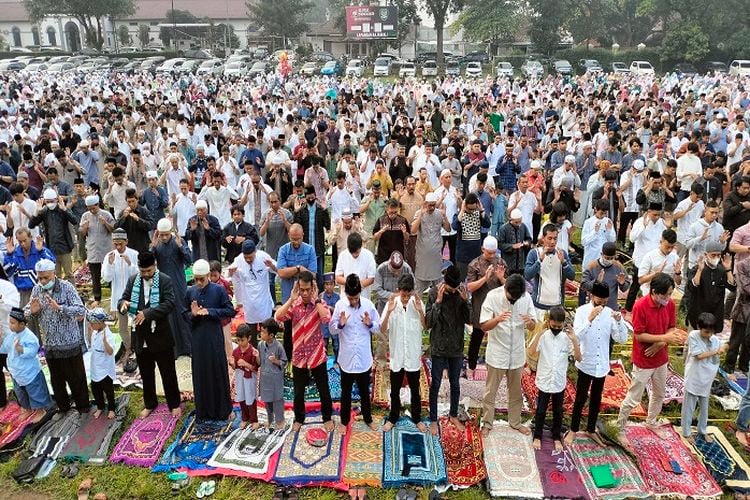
[
  {"xmin": 172, "ymin": 192, "xmax": 197, "ymax": 236},
  {"xmin": 630, "ymin": 217, "xmax": 667, "ymax": 268},
  {"xmin": 101, "ymin": 247, "xmax": 139, "ymax": 312},
  {"xmin": 386, "ymin": 296, "xmax": 423, "ymax": 372},
  {"xmin": 581, "ymin": 215, "xmax": 616, "ymax": 268},
  {"xmin": 676, "ymin": 153, "xmax": 702, "ymax": 191},
  {"xmin": 335, "ymin": 249, "xmax": 377, "ymax": 299},
  {"xmin": 434, "ymin": 184, "xmax": 459, "ymax": 236},
  {"xmin": 685, "ymin": 218, "xmax": 725, "ymax": 269},
  {"xmin": 329, "ymin": 297, "xmax": 381, "ymax": 374},
  {"xmin": 198, "ymin": 185, "xmax": 238, "ymax": 227},
  {"xmin": 674, "ymin": 198, "xmax": 705, "ymax": 244},
  {"xmin": 684, "ymin": 330, "xmax": 721, "ymax": 397},
  {"xmin": 480, "ymin": 287, "xmax": 536, "ymax": 370},
  {"xmin": 229, "ymin": 251, "xmax": 276, "ymax": 324},
  {"xmin": 573, "ymin": 302, "xmax": 628, "ymax": 378},
  {"xmin": 638, "ymin": 248, "xmax": 680, "ymax": 295},
  {"xmin": 508, "ymin": 189, "xmax": 538, "ymax": 235},
  {"xmin": 620, "ymin": 169, "xmax": 646, "ymax": 212},
  {"xmin": 9, "ymin": 198, "xmax": 39, "ymax": 238},
  {"xmin": 104, "ymin": 180, "xmax": 136, "ymax": 219},
  {"xmin": 535, "ymin": 330, "xmax": 573, "ymax": 393},
  {"xmin": 411, "ymin": 153, "xmax": 441, "ymax": 186},
  {"xmin": 328, "ymin": 187, "xmax": 357, "ymax": 222},
  {"xmin": 89, "ymin": 326, "xmax": 117, "ymax": 382}
]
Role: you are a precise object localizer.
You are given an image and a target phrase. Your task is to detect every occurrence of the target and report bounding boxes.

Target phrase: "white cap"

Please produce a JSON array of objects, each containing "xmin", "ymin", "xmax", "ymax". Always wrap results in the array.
[
  {"xmin": 574, "ymin": 131, "xmax": 582, "ymax": 139},
  {"xmin": 564, "ymin": 154, "xmax": 576, "ymax": 163},
  {"xmin": 43, "ymin": 188, "xmax": 57, "ymax": 201},
  {"xmin": 582, "ymin": 141, "xmax": 593, "ymax": 148},
  {"xmin": 192, "ymin": 259, "xmax": 210, "ymax": 276},
  {"xmin": 195, "ymin": 200, "xmax": 208, "ymax": 210},
  {"xmin": 633, "ymin": 159, "xmax": 645, "ymax": 170},
  {"xmin": 35, "ymin": 258, "xmax": 55, "ymax": 272},
  {"xmin": 79, "ymin": 139, "xmax": 90, "ymax": 148},
  {"xmin": 157, "ymin": 218, "xmax": 173, "ymax": 232},
  {"xmin": 440, "ymin": 168, "xmax": 452, "ymax": 179},
  {"xmin": 146, "ymin": 170, "xmax": 158, "ymax": 179},
  {"xmin": 179, "ymin": 133, "xmax": 189, "ymax": 140},
  {"xmin": 425, "ymin": 192, "xmax": 438, "ymax": 203},
  {"xmin": 510, "ymin": 208, "xmax": 523, "ymax": 220},
  {"xmin": 482, "ymin": 236, "xmax": 498, "ymax": 252},
  {"xmin": 530, "ymin": 159, "xmax": 543, "ymax": 170},
  {"xmin": 195, "ymin": 144, "xmax": 205, "ymax": 151},
  {"xmin": 85, "ymin": 194, "xmax": 99, "ymax": 206}
]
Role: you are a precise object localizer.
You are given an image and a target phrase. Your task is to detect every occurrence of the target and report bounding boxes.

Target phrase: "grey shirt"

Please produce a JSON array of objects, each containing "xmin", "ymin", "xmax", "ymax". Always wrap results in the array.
[
  {"xmin": 80, "ymin": 210, "xmax": 115, "ymax": 263},
  {"xmin": 258, "ymin": 338, "xmax": 287, "ymax": 402},
  {"xmin": 373, "ymin": 261, "xmax": 414, "ymax": 312},
  {"xmin": 260, "ymin": 208, "xmax": 293, "ymax": 259},
  {"xmin": 415, "ymin": 210, "xmax": 445, "ymax": 282}
]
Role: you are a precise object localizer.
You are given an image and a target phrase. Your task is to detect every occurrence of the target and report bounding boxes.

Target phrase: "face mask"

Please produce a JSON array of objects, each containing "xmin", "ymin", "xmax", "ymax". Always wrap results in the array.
[
  {"xmin": 550, "ymin": 327, "xmax": 563, "ymax": 336},
  {"xmin": 46, "ymin": 202, "xmax": 56, "ymax": 210},
  {"xmin": 655, "ymin": 296, "xmax": 669, "ymax": 306},
  {"xmin": 600, "ymin": 257, "xmax": 613, "ymax": 267},
  {"xmin": 707, "ymin": 257, "xmax": 720, "ymax": 268},
  {"xmin": 41, "ymin": 280, "xmax": 54, "ymax": 291}
]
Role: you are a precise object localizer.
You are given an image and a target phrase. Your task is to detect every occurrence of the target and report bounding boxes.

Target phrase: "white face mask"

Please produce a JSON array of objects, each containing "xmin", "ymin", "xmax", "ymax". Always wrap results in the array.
[
  {"xmin": 45, "ymin": 202, "xmax": 57, "ymax": 210},
  {"xmin": 707, "ymin": 257, "xmax": 720, "ymax": 268}
]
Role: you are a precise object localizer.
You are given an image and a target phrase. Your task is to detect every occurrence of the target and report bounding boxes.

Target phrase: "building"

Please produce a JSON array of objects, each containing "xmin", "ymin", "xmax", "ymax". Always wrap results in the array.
[{"xmin": 0, "ymin": 0, "xmax": 85, "ymax": 52}]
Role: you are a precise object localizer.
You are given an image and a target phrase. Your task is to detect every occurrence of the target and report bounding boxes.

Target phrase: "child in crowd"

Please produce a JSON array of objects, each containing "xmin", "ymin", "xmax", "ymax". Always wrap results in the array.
[
  {"xmin": 320, "ymin": 272, "xmax": 340, "ymax": 362},
  {"xmin": 490, "ymin": 180, "xmax": 508, "ymax": 239},
  {"xmin": 209, "ymin": 260, "xmax": 234, "ymax": 358},
  {"xmin": 529, "ymin": 306, "xmax": 581, "ymax": 451},
  {"xmin": 258, "ymin": 318, "xmax": 287, "ymax": 431},
  {"xmin": 2, "ymin": 307, "xmax": 50, "ymax": 422},
  {"xmin": 231, "ymin": 325, "xmax": 259, "ymax": 429},
  {"xmin": 682, "ymin": 312, "xmax": 726, "ymax": 442},
  {"xmin": 88, "ymin": 308, "xmax": 117, "ymax": 419}
]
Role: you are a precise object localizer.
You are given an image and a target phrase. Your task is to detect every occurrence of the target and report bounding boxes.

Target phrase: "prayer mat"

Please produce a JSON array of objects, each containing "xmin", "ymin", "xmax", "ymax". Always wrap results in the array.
[
  {"xmin": 535, "ymin": 438, "xmax": 590, "ymax": 500},
  {"xmin": 152, "ymin": 407, "xmax": 240, "ymax": 473},
  {"xmin": 24, "ymin": 410, "xmax": 81, "ymax": 479},
  {"xmin": 382, "ymin": 416, "xmax": 446, "ymax": 488},
  {"xmin": 442, "ymin": 375, "xmax": 528, "ymax": 412},
  {"xmin": 684, "ymin": 425, "xmax": 750, "ymax": 494},
  {"xmin": 601, "ymin": 360, "xmax": 646, "ymax": 416},
  {"xmin": 568, "ymin": 434, "xmax": 649, "ymax": 500},
  {"xmin": 720, "ymin": 368, "xmax": 748, "ymax": 397},
  {"xmin": 230, "ymin": 306, "xmax": 245, "ymax": 335},
  {"xmin": 343, "ymin": 421, "xmax": 383, "ymax": 488},
  {"xmin": 157, "ymin": 355, "xmax": 193, "ymax": 395},
  {"xmin": 646, "ymin": 363, "xmax": 685, "ymax": 404},
  {"xmin": 0, "ymin": 401, "xmax": 43, "ymax": 449},
  {"xmin": 372, "ymin": 360, "xmax": 430, "ymax": 409},
  {"xmin": 482, "ymin": 421, "xmax": 543, "ymax": 498},
  {"xmin": 110, "ymin": 404, "xmax": 181, "ymax": 467},
  {"xmin": 283, "ymin": 375, "xmax": 322, "ymax": 402},
  {"xmin": 623, "ymin": 423, "xmax": 722, "ymax": 499},
  {"xmin": 521, "ymin": 370, "xmax": 576, "ymax": 414},
  {"xmin": 439, "ymin": 416, "xmax": 486, "ymax": 488},
  {"xmin": 61, "ymin": 394, "xmax": 130, "ymax": 464},
  {"xmin": 472, "ymin": 364, "xmax": 488, "ymax": 381},
  {"xmin": 272, "ymin": 409, "xmax": 350, "ymax": 487}
]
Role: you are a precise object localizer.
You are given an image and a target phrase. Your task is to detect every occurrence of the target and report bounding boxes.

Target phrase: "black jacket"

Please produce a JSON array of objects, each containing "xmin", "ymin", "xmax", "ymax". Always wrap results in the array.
[
  {"xmin": 496, "ymin": 221, "xmax": 532, "ymax": 272},
  {"xmin": 118, "ymin": 272, "xmax": 176, "ymax": 354},
  {"xmin": 221, "ymin": 220, "xmax": 259, "ymax": 263},
  {"xmin": 114, "ymin": 205, "xmax": 154, "ymax": 254},
  {"xmin": 294, "ymin": 202, "xmax": 331, "ymax": 255},
  {"xmin": 29, "ymin": 206, "xmax": 79, "ymax": 255},
  {"xmin": 185, "ymin": 214, "xmax": 222, "ymax": 262},
  {"xmin": 426, "ymin": 286, "xmax": 471, "ymax": 358}
]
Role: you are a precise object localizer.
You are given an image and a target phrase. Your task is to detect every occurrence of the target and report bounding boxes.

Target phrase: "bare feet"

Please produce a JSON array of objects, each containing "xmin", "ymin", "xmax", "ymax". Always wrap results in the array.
[
  {"xmin": 366, "ymin": 422, "xmax": 378, "ymax": 431},
  {"xmin": 138, "ymin": 408, "xmax": 153, "ymax": 419},
  {"xmin": 275, "ymin": 422, "xmax": 285, "ymax": 431},
  {"xmin": 339, "ymin": 424, "xmax": 348, "ymax": 435},
  {"xmin": 251, "ymin": 422, "xmax": 261, "ymax": 430},
  {"xmin": 737, "ymin": 430, "xmax": 749, "ymax": 448},
  {"xmin": 511, "ymin": 424, "xmax": 531, "ymax": 436},
  {"xmin": 30, "ymin": 409, "xmax": 45, "ymax": 423},
  {"xmin": 107, "ymin": 411, "xmax": 115, "ymax": 420},
  {"xmin": 702, "ymin": 433, "xmax": 714, "ymax": 443},
  {"xmin": 292, "ymin": 422, "xmax": 303, "ymax": 432},
  {"xmin": 588, "ymin": 431, "xmax": 606, "ymax": 447},
  {"xmin": 564, "ymin": 430, "xmax": 575, "ymax": 447},
  {"xmin": 383, "ymin": 421, "xmax": 394, "ymax": 432},
  {"xmin": 532, "ymin": 438, "xmax": 541, "ymax": 450},
  {"xmin": 618, "ymin": 432, "xmax": 632, "ymax": 451},
  {"xmin": 239, "ymin": 421, "xmax": 248, "ymax": 429},
  {"xmin": 449, "ymin": 416, "xmax": 465, "ymax": 432},
  {"xmin": 466, "ymin": 368, "xmax": 474, "ymax": 380},
  {"xmin": 430, "ymin": 422, "xmax": 439, "ymax": 436},
  {"xmin": 323, "ymin": 420, "xmax": 334, "ymax": 432},
  {"xmin": 93, "ymin": 409, "xmax": 103, "ymax": 419},
  {"xmin": 554, "ymin": 440, "xmax": 563, "ymax": 452},
  {"xmin": 729, "ymin": 373, "xmax": 738, "ymax": 382},
  {"xmin": 170, "ymin": 407, "xmax": 182, "ymax": 418},
  {"xmin": 416, "ymin": 421, "xmax": 427, "ymax": 433}
]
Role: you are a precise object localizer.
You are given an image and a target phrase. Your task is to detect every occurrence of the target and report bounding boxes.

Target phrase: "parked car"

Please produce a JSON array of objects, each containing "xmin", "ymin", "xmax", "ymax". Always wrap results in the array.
[
  {"xmin": 495, "ymin": 61, "xmax": 514, "ymax": 78},
  {"xmin": 196, "ymin": 59, "xmax": 224, "ymax": 76},
  {"xmin": 320, "ymin": 60, "xmax": 343, "ymax": 76},
  {"xmin": 465, "ymin": 61, "xmax": 482, "ymax": 77},
  {"xmin": 611, "ymin": 61, "xmax": 629, "ymax": 74},
  {"xmin": 140, "ymin": 57, "xmax": 164, "ymax": 72},
  {"xmin": 308, "ymin": 51, "xmax": 335, "ymax": 63},
  {"xmin": 462, "ymin": 51, "xmax": 489, "ymax": 64},
  {"xmin": 521, "ymin": 59, "xmax": 544, "ymax": 78},
  {"xmin": 23, "ymin": 62, "xmax": 48, "ymax": 72},
  {"xmin": 446, "ymin": 60, "xmax": 460, "ymax": 76},
  {"xmin": 629, "ymin": 60, "xmax": 655, "ymax": 75},
  {"xmin": 345, "ymin": 59, "xmax": 365, "ymax": 77},
  {"xmin": 247, "ymin": 61, "xmax": 270, "ymax": 77},
  {"xmin": 673, "ymin": 62, "xmax": 698, "ymax": 77},
  {"xmin": 156, "ymin": 58, "xmax": 186, "ymax": 74},
  {"xmin": 398, "ymin": 61, "xmax": 416, "ymax": 78},
  {"xmin": 181, "ymin": 48, "xmax": 212, "ymax": 60},
  {"xmin": 416, "ymin": 51, "xmax": 452, "ymax": 64},
  {"xmin": 421, "ymin": 60, "xmax": 438, "ymax": 77},
  {"xmin": 47, "ymin": 56, "xmax": 70, "ymax": 64},
  {"xmin": 46, "ymin": 61, "xmax": 75, "ymax": 74},
  {"xmin": 251, "ymin": 47, "xmax": 269, "ymax": 60},
  {"xmin": 704, "ymin": 61, "xmax": 728, "ymax": 73},
  {"xmin": 179, "ymin": 59, "xmax": 202, "ymax": 74},
  {"xmin": 114, "ymin": 61, "xmax": 141, "ymax": 74},
  {"xmin": 300, "ymin": 61, "xmax": 319, "ymax": 76},
  {"xmin": 729, "ymin": 60, "xmax": 750, "ymax": 76},
  {"xmin": 0, "ymin": 60, "xmax": 27, "ymax": 72},
  {"xmin": 373, "ymin": 57, "xmax": 391, "ymax": 76},
  {"xmin": 579, "ymin": 59, "xmax": 603, "ymax": 73},
  {"xmin": 553, "ymin": 59, "xmax": 573, "ymax": 75},
  {"xmin": 222, "ymin": 60, "xmax": 245, "ymax": 77}
]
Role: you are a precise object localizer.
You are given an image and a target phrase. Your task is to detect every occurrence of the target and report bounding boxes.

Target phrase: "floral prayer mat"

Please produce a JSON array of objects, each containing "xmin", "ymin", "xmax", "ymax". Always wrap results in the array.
[
  {"xmin": 483, "ymin": 421, "xmax": 544, "ymax": 499},
  {"xmin": 110, "ymin": 404, "xmax": 180, "ymax": 467},
  {"xmin": 343, "ymin": 421, "xmax": 383, "ymax": 488},
  {"xmin": 61, "ymin": 394, "xmax": 129, "ymax": 463},
  {"xmin": 372, "ymin": 359, "xmax": 430, "ymax": 409},
  {"xmin": 645, "ymin": 363, "xmax": 685, "ymax": 404},
  {"xmin": 521, "ymin": 370, "xmax": 576, "ymax": 414},
  {"xmin": 535, "ymin": 437, "xmax": 590, "ymax": 499},
  {"xmin": 439, "ymin": 416, "xmax": 486, "ymax": 488}
]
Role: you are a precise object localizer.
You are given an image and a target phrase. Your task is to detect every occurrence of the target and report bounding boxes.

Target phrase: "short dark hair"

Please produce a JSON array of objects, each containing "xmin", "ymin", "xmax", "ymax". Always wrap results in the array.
[
  {"xmin": 397, "ymin": 274, "xmax": 415, "ymax": 292},
  {"xmin": 209, "ymin": 260, "xmax": 222, "ymax": 273},
  {"xmin": 697, "ymin": 312, "xmax": 717, "ymax": 331},
  {"xmin": 112, "ymin": 166, "xmax": 124, "ymax": 177},
  {"xmin": 236, "ymin": 323, "xmax": 252, "ymax": 339},
  {"xmin": 298, "ymin": 270, "xmax": 314, "ymax": 284},
  {"xmin": 650, "ymin": 272, "xmax": 674, "ymax": 295},
  {"xmin": 505, "ymin": 274, "xmax": 526, "ymax": 300},
  {"xmin": 661, "ymin": 229, "xmax": 677, "ymax": 244},
  {"xmin": 125, "ymin": 188, "xmax": 137, "ymax": 199},
  {"xmin": 347, "ymin": 232, "xmax": 363, "ymax": 254},
  {"xmin": 594, "ymin": 199, "xmax": 609, "ymax": 212},
  {"xmin": 542, "ymin": 224, "xmax": 559, "ymax": 237},
  {"xmin": 691, "ymin": 183, "xmax": 705, "ymax": 195},
  {"xmin": 548, "ymin": 306, "xmax": 566, "ymax": 323}
]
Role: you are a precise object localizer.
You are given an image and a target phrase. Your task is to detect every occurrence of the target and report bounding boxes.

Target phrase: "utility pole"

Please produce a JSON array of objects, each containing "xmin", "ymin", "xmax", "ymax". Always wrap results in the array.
[{"xmin": 171, "ymin": 0, "xmax": 177, "ymax": 51}]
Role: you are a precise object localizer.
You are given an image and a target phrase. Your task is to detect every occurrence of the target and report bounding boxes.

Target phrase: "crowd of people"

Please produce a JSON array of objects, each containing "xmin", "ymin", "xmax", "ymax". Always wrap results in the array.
[{"xmin": 0, "ymin": 66, "xmax": 749, "ymax": 457}]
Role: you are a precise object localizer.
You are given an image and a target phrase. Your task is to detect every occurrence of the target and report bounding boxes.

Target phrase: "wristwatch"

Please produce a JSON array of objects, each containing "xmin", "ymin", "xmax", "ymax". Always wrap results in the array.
[{"xmin": 296, "ymin": 265, "xmax": 300, "ymax": 273}]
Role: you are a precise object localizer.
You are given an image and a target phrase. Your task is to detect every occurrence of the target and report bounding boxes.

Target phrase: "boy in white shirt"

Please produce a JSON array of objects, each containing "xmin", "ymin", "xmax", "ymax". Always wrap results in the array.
[
  {"xmin": 529, "ymin": 306, "xmax": 581, "ymax": 451},
  {"xmin": 87, "ymin": 308, "xmax": 117, "ymax": 419}
]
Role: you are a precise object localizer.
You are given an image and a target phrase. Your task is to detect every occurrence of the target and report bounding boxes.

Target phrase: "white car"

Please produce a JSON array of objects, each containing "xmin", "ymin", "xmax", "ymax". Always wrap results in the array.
[
  {"xmin": 521, "ymin": 60, "xmax": 544, "ymax": 78},
  {"xmin": 346, "ymin": 59, "xmax": 365, "ymax": 77},
  {"xmin": 156, "ymin": 58, "xmax": 186, "ymax": 74},
  {"xmin": 421, "ymin": 60, "xmax": 437, "ymax": 77},
  {"xmin": 398, "ymin": 61, "xmax": 416, "ymax": 78},
  {"xmin": 373, "ymin": 57, "xmax": 391, "ymax": 76},
  {"xmin": 196, "ymin": 59, "xmax": 224, "ymax": 76},
  {"xmin": 222, "ymin": 60, "xmax": 245, "ymax": 77},
  {"xmin": 629, "ymin": 60, "xmax": 655, "ymax": 75},
  {"xmin": 495, "ymin": 61, "xmax": 513, "ymax": 77},
  {"xmin": 465, "ymin": 61, "xmax": 482, "ymax": 77},
  {"xmin": 729, "ymin": 60, "xmax": 750, "ymax": 77}
]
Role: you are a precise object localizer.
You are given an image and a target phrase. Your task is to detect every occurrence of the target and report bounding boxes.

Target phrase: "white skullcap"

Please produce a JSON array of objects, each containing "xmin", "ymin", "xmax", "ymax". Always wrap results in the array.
[
  {"xmin": 482, "ymin": 236, "xmax": 498, "ymax": 252},
  {"xmin": 35, "ymin": 258, "xmax": 55, "ymax": 272},
  {"xmin": 441, "ymin": 137, "xmax": 449, "ymax": 145},
  {"xmin": 440, "ymin": 168, "xmax": 452, "ymax": 178},
  {"xmin": 633, "ymin": 159, "xmax": 645, "ymax": 170},
  {"xmin": 168, "ymin": 152, "xmax": 181, "ymax": 161},
  {"xmin": 195, "ymin": 200, "xmax": 208, "ymax": 210},
  {"xmin": 192, "ymin": 259, "xmax": 210, "ymax": 276},
  {"xmin": 574, "ymin": 131, "xmax": 582, "ymax": 139},
  {"xmin": 195, "ymin": 144, "xmax": 205, "ymax": 151},
  {"xmin": 50, "ymin": 141, "xmax": 59, "ymax": 147},
  {"xmin": 85, "ymin": 194, "xmax": 99, "ymax": 206},
  {"xmin": 510, "ymin": 208, "xmax": 523, "ymax": 220},
  {"xmin": 425, "ymin": 192, "xmax": 438, "ymax": 203},
  {"xmin": 78, "ymin": 139, "xmax": 89, "ymax": 148},
  {"xmin": 530, "ymin": 159, "xmax": 543, "ymax": 170},
  {"xmin": 146, "ymin": 170, "xmax": 158, "ymax": 179},
  {"xmin": 564, "ymin": 154, "xmax": 576, "ymax": 163},
  {"xmin": 43, "ymin": 188, "xmax": 57, "ymax": 200},
  {"xmin": 179, "ymin": 133, "xmax": 189, "ymax": 140},
  {"xmin": 157, "ymin": 218, "xmax": 173, "ymax": 232},
  {"xmin": 582, "ymin": 141, "xmax": 593, "ymax": 148}
]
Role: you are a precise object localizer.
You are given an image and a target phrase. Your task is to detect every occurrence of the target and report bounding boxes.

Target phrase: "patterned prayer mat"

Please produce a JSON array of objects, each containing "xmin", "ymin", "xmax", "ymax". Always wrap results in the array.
[
  {"xmin": 0, "ymin": 401, "xmax": 44, "ymax": 449},
  {"xmin": 110, "ymin": 404, "xmax": 181, "ymax": 467},
  {"xmin": 22, "ymin": 410, "xmax": 81, "ymax": 479},
  {"xmin": 645, "ymin": 363, "xmax": 685, "ymax": 404},
  {"xmin": 61, "ymin": 394, "xmax": 130, "ymax": 464},
  {"xmin": 372, "ymin": 360, "xmax": 430, "ymax": 409},
  {"xmin": 568, "ymin": 434, "xmax": 649, "ymax": 500},
  {"xmin": 439, "ymin": 416, "xmax": 486, "ymax": 488},
  {"xmin": 623, "ymin": 423, "xmax": 722, "ymax": 499},
  {"xmin": 152, "ymin": 408, "xmax": 240, "ymax": 472},
  {"xmin": 535, "ymin": 438, "xmax": 590, "ymax": 500},
  {"xmin": 343, "ymin": 421, "xmax": 383, "ymax": 488},
  {"xmin": 272, "ymin": 410, "xmax": 349, "ymax": 487},
  {"xmin": 521, "ymin": 370, "xmax": 576, "ymax": 414},
  {"xmin": 720, "ymin": 368, "xmax": 748, "ymax": 397},
  {"xmin": 438, "ymin": 375, "xmax": 529, "ymax": 412},
  {"xmin": 601, "ymin": 360, "xmax": 646, "ymax": 416},
  {"xmin": 684, "ymin": 425, "xmax": 750, "ymax": 494},
  {"xmin": 482, "ymin": 421, "xmax": 544, "ymax": 499},
  {"xmin": 382, "ymin": 416, "xmax": 446, "ymax": 488}
]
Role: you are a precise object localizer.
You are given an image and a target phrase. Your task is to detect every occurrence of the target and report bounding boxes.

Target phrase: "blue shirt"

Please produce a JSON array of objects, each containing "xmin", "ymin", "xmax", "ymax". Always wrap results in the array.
[
  {"xmin": 277, "ymin": 242, "xmax": 318, "ymax": 302},
  {"xmin": 320, "ymin": 291, "xmax": 340, "ymax": 338},
  {"xmin": 73, "ymin": 150, "xmax": 100, "ymax": 186},
  {"xmin": 240, "ymin": 147, "xmax": 265, "ymax": 170},
  {"xmin": 1, "ymin": 327, "xmax": 41, "ymax": 386}
]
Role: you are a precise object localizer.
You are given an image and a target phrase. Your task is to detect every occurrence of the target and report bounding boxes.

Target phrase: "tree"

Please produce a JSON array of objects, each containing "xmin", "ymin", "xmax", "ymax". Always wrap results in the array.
[
  {"xmin": 392, "ymin": 0, "xmax": 421, "ymax": 53},
  {"xmin": 159, "ymin": 9, "xmax": 200, "ymax": 48},
  {"xmin": 138, "ymin": 24, "xmax": 150, "ymax": 47},
  {"xmin": 247, "ymin": 0, "xmax": 313, "ymax": 50},
  {"xmin": 450, "ymin": 0, "xmax": 520, "ymax": 45},
  {"xmin": 566, "ymin": 0, "xmax": 616, "ymax": 48},
  {"xmin": 660, "ymin": 20, "xmax": 708, "ymax": 63},
  {"xmin": 25, "ymin": 0, "xmax": 135, "ymax": 50},
  {"xmin": 527, "ymin": 0, "xmax": 570, "ymax": 55},
  {"xmin": 117, "ymin": 25, "xmax": 131, "ymax": 47},
  {"xmin": 420, "ymin": 0, "xmax": 462, "ymax": 65}
]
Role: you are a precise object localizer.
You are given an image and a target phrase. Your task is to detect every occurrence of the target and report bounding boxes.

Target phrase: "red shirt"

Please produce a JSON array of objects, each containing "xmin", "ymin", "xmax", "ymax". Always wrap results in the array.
[
  {"xmin": 215, "ymin": 277, "xmax": 233, "ymax": 326},
  {"xmin": 277, "ymin": 298, "xmax": 330, "ymax": 369},
  {"xmin": 232, "ymin": 345, "xmax": 258, "ymax": 379},
  {"xmin": 631, "ymin": 294, "xmax": 675, "ymax": 369}
]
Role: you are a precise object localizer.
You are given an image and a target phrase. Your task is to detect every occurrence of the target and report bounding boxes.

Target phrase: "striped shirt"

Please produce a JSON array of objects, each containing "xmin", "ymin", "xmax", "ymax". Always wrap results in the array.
[{"xmin": 278, "ymin": 297, "xmax": 330, "ymax": 369}]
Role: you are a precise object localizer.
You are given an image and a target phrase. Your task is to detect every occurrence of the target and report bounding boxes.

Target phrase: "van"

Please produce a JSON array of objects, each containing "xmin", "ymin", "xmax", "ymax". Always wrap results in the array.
[
  {"xmin": 729, "ymin": 60, "xmax": 750, "ymax": 77},
  {"xmin": 421, "ymin": 60, "xmax": 437, "ymax": 77},
  {"xmin": 373, "ymin": 57, "xmax": 390, "ymax": 77},
  {"xmin": 629, "ymin": 60, "xmax": 655, "ymax": 76}
]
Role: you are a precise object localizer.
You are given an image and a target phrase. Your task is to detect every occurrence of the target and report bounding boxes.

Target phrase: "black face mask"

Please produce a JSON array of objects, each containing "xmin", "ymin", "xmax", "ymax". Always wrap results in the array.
[
  {"xmin": 550, "ymin": 328, "xmax": 563, "ymax": 336},
  {"xmin": 508, "ymin": 297, "xmax": 518, "ymax": 305}
]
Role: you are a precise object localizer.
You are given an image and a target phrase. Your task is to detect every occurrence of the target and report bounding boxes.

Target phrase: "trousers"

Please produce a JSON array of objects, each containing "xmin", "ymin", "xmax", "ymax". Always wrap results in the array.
[
  {"xmin": 482, "ymin": 365, "xmax": 523, "ymax": 429},
  {"xmin": 340, "ymin": 368, "xmax": 372, "ymax": 426},
  {"xmin": 570, "ymin": 369, "xmax": 606, "ymax": 433},
  {"xmin": 388, "ymin": 369, "xmax": 421, "ymax": 424},
  {"xmin": 47, "ymin": 354, "xmax": 90, "ymax": 413},
  {"xmin": 137, "ymin": 347, "xmax": 181, "ymax": 410},
  {"xmin": 617, "ymin": 363, "xmax": 667, "ymax": 429}
]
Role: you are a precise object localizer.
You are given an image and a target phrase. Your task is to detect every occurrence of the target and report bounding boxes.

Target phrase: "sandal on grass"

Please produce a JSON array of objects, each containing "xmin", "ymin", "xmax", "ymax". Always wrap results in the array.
[
  {"xmin": 93, "ymin": 494, "xmax": 107, "ymax": 500},
  {"xmin": 285, "ymin": 486, "xmax": 299, "ymax": 500},
  {"xmin": 272, "ymin": 486, "xmax": 285, "ymax": 500}
]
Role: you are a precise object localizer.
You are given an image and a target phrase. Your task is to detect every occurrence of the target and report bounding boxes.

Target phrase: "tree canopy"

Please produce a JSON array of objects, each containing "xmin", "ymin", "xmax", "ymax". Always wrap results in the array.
[{"xmin": 247, "ymin": 0, "xmax": 313, "ymax": 49}]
